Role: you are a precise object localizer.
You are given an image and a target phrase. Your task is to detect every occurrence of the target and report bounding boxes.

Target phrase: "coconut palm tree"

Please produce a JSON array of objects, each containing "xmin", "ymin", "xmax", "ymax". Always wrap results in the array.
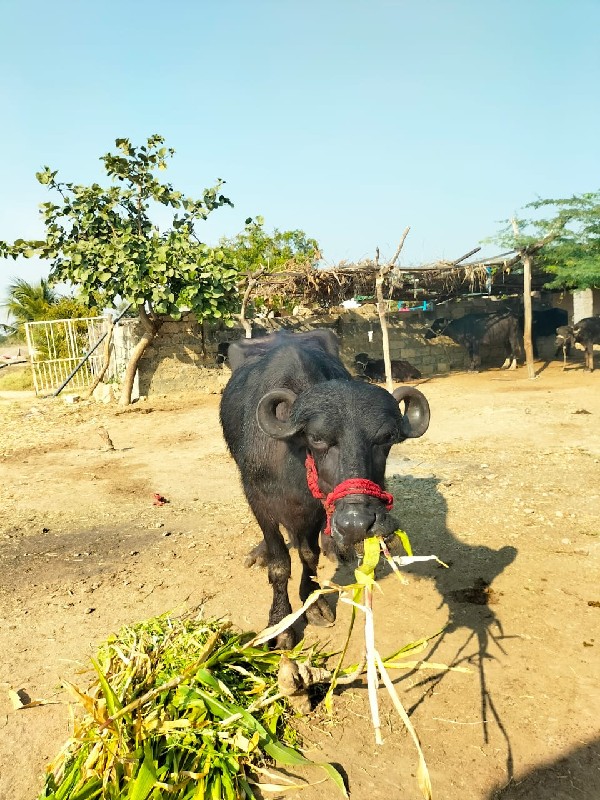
[{"xmin": 3, "ymin": 277, "xmax": 58, "ymax": 325}]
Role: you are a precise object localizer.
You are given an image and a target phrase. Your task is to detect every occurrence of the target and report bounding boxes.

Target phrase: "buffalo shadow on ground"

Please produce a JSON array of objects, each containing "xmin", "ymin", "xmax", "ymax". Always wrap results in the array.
[
  {"xmin": 487, "ymin": 737, "xmax": 600, "ymax": 800},
  {"xmin": 313, "ymin": 473, "xmax": 519, "ymax": 783}
]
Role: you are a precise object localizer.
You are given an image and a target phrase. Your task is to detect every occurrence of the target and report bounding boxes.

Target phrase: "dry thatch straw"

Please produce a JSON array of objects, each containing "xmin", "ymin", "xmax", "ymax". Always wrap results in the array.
[{"xmin": 245, "ymin": 256, "xmax": 503, "ymax": 310}]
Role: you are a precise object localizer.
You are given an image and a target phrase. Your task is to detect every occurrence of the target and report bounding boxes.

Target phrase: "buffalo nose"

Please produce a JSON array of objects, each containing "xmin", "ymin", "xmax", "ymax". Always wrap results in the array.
[{"xmin": 333, "ymin": 497, "xmax": 377, "ymax": 541}]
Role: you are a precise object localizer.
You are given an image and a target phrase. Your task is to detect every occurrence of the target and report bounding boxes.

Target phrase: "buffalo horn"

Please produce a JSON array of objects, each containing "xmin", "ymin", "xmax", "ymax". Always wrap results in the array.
[
  {"xmin": 392, "ymin": 386, "xmax": 430, "ymax": 439},
  {"xmin": 256, "ymin": 389, "xmax": 300, "ymax": 439}
]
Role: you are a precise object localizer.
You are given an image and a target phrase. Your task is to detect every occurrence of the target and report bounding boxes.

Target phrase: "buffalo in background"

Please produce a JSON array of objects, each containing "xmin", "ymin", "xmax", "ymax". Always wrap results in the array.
[
  {"xmin": 425, "ymin": 311, "xmax": 522, "ymax": 372},
  {"xmin": 354, "ymin": 352, "xmax": 421, "ymax": 382},
  {"xmin": 555, "ymin": 315, "xmax": 600, "ymax": 371},
  {"xmin": 526, "ymin": 307, "xmax": 569, "ymax": 357},
  {"xmin": 530, "ymin": 307, "xmax": 568, "ymax": 339}
]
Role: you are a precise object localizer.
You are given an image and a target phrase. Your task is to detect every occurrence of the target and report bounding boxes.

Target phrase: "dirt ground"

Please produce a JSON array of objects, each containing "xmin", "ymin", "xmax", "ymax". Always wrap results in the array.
[{"xmin": 1, "ymin": 361, "xmax": 599, "ymax": 800}]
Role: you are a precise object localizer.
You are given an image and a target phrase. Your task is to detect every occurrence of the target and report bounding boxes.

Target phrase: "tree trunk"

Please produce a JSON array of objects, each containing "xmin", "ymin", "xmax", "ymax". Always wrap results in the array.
[
  {"xmin": 239, "ymin": 266, "xmax": 266, "ymax": 339},
  {"xmin": 86, "ymin": 316, "xmax": 115, "ymax": 398},
  {"xmin": 119, "ymin": 305, "xmax": 161, "ymax": 406},
  {"xmin": 522, "ymin": 252, "xmax": 536, "ymax": 379}
]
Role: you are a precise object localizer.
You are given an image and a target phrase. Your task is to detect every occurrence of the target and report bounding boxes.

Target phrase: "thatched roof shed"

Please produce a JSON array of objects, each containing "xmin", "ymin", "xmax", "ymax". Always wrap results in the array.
[{"xmin": 249, "ymin": 249, "xmax": 552, "ymax": 309}]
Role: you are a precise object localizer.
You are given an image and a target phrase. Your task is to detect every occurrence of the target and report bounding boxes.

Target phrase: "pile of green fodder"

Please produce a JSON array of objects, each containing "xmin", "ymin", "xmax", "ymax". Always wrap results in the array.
[{"xmin": 41, "ymin": 613, "xmax": 346, "ymax": 800}]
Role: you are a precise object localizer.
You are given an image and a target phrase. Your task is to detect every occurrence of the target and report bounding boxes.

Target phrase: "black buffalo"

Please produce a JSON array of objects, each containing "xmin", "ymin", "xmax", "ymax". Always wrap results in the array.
[
  {"xmin": 215, "ymin": 341, "xmax": 230, "ymax": 366},
  {"xmin": 554, "ymin": 325, "xmax": 572, "ymax": 368},
  {"xmin": 556, "ymin": 316, "xmax": 600, "ymax": 371},
  {"xmin": 219, "ymin": 329, "xmax": 430, "ymax": 647},
  {"xmin": 522, "ymin": 308, "xmax": 569, "ymax": 357},
  {"xmin": 531, "ymin": 307, "xmax": 568, "ymax": 338},
  {"xmin": 354, "ymin": 353, "xmax": 421, "ymax": 382},
  {"xmin": 425, "ymin": 311, "xmax": 522, "ymax": 371}
]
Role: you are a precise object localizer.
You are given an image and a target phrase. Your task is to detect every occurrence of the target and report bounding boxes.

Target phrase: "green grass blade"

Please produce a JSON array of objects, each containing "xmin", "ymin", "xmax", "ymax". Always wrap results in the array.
[
  {"xmin": 394, "ymin": 529, "xmax": 413, "ymax": 556},
  {"xmin": 263, "ymin": 742, "xmax": 347, "ymax": 797},
  {"xmin": 68, "ymin": 779, "xmax": 103, "ymax": 800},
  {"xmin": 90, "ymin": 657, "xmax": 123, "ymax": 718},
  {"xmin": 127, "ymin": 745, "xmax": 157, "ymax": 800},
  {"xmin": 55, "ymin": 749, "xmax": 89, "ymax": 800}
]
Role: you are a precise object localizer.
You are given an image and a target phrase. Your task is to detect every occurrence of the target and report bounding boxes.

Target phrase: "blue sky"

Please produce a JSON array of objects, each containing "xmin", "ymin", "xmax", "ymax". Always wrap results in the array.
[{"xmin": 1, "ymin": 0, "xmax": 599, "ymax": 318}]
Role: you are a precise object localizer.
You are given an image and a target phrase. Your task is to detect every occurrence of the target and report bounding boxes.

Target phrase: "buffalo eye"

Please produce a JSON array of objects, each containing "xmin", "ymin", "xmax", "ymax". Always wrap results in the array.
[{"xmin": 373, "ymin": 427, "xmax": 398, "ymax": 447}]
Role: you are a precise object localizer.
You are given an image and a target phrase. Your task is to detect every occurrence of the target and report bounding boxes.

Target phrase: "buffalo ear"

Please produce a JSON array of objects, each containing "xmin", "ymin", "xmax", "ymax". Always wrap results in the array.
[
  {"xmin": 392, "ymin": 386, "xmax": 430, "ymax": 439},
  {"xmin": 256, "ymin": 389, "xmax": 301, "ymax": 440}
]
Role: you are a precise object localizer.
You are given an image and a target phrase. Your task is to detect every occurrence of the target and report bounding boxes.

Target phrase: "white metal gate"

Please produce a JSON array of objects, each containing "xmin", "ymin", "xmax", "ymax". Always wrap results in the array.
[{"xmin": 24, "ymin": 316, "xmax": 112, "ymax": 396}]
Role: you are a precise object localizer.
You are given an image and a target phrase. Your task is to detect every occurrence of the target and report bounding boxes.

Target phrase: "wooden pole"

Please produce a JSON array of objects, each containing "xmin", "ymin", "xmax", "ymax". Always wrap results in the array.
[
  {"xmin": 375, "ymin": 228, "xmax": 410, "ymax": 392},
  {"xmin": 511, "ymin": 219, "xmax": 536, "ymax": 380},
  {"xmin": 239, "ymin": 266, "xmax": 266, "ymax": 339},
  {"xmin": 86, "ymin": 316, "xmax": 115, "ymax": 398},
  {"xmin": 521, "ymin": 251, "xmax": 536, "ymax": 379}
]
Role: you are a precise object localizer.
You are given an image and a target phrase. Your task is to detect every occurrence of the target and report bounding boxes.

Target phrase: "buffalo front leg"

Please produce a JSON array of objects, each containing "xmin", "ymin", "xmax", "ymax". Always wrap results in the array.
[
  {"xmin": 297, "ymin": 527, "xmax": 335, "ymax": 628},
  {"xmin": 263, "ymin": 528, "xmax": 295, "ymax": 649}
]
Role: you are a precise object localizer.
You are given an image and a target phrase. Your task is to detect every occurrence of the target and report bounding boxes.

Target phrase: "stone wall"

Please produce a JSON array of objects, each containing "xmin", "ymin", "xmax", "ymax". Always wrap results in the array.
[{"xmin": 125, "ymin": 291, "xmax": 590, "ymax": 396}]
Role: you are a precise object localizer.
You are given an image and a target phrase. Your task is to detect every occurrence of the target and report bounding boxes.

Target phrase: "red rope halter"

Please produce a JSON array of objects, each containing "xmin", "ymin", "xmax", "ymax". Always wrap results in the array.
[{"xmin": 305, "ymin": 453, "xmax": 394, "ymax": 536}]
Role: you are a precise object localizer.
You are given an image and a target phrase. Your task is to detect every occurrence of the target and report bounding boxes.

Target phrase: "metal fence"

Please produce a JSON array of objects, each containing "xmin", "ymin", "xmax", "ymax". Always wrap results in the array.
[{"xmin": 24, "ymin": 316, "xmax": 113, "ymax": 395}]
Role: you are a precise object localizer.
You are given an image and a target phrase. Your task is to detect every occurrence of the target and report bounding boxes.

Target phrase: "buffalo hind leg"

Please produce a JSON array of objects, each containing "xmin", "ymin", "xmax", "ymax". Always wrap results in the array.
[
  {"xmin": 250, "ymin": 509, "xmax": 295, "ymax": 648},
  {"xmin": 469, "ymin": 344, "xmax": 481, "ymax": 372},
  {"xmin": 502, "ymin": 344, "xmax": 518, "ymax": 370},
  {"xmin": 297, "ymin": 527, "xmax": 335, "ymax": 627},
  {"xmin": 585, "ymin": 343, "xmax": 594, "ymax": 372}
]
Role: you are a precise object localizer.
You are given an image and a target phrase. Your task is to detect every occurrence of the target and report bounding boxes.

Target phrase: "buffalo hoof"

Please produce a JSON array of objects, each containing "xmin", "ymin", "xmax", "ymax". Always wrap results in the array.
[
  {"xmin": 274, "ymin": 629, "xmax": 297, "ymax": 650},
  {"xmin": 244, "ymin": 541, "xmax": 268, "ymax": 568},
  {"xmin": 305, "ymin": 597, "xmax": 335, "ymax": 627}
]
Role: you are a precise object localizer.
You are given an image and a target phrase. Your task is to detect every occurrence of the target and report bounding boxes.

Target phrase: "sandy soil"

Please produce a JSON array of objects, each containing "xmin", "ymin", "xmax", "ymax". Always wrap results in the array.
[{"xmin": 0, "ymin": 361, "xmax": 599, "ymax": 800}]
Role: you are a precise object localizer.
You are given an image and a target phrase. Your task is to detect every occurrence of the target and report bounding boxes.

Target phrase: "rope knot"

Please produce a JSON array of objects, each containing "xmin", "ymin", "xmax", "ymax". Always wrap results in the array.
[{"xmin": 305, "ymin": 453, "xmax": 394, "ymax": 536}]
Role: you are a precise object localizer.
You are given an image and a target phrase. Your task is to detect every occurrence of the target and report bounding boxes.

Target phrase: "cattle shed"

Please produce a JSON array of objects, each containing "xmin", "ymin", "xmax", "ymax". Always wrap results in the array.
[
  {"xmin": 123, "ymin": 297, "xmax": 563, "ymax": 397},
  {"xmin": 109, "ymin": 251, "xmax": 588, "ymax": 397}
]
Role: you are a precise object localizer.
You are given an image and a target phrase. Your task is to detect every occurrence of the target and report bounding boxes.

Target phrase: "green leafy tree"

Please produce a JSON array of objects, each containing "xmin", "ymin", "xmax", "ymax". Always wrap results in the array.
[
  {"xmin": 486, "ymin": 190, "xmax": 600, "ymax": 378},
  {"xmin": 221, "ymin": 216, "xmax": 320, "ymax": 274},
  {"xmin": 1, "ymin": 135, "xmax": 240, "ymax": 404},
  {"xmin": 220, "ymin": 217, "xmax": 320, "ymax": 317},
  {"xmin": 488, "ymin": 190, "xmax": 600, "ymax": 290},
  {"xmin": 528, "ymin": 192, "xmax": 600, "ymax": 289}
]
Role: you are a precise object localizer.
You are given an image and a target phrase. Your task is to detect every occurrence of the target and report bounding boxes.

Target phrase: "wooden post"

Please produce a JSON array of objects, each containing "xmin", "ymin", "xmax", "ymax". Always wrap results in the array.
[
  {"xmin": 375, "ymin": 227, "xmax": 410, "ymax": 392},
  {"xmin": 86, "ymin": 315, "xmax": 115, "ymax": 398},
  {"xmin": 239, "ymin": 266, "xmax": 266, "ymax": 339},
  {"xmin": 511, "ymin": 219, "xmax": 536, "ymax": 380},
  {"xmin": 521, "ymin": 251, "xmax": 536, "ymax": 379}
]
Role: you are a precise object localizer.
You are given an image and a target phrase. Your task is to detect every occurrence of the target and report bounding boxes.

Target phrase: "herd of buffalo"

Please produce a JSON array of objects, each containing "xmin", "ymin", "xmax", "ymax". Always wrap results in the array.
[
  {"xmin": 217, "ymin": 309, "xmax": 598, "ymax": 641},
  {"xmin": 423, "ymin": 308, "xmax": 600, "ymax": 373}
]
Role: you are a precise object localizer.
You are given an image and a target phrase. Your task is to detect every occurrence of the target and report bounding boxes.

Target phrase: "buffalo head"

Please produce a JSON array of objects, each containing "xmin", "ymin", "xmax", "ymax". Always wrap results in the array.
[{"xmin": 255, "ymin": 379, "xmax": 430, "ymax": 550}]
